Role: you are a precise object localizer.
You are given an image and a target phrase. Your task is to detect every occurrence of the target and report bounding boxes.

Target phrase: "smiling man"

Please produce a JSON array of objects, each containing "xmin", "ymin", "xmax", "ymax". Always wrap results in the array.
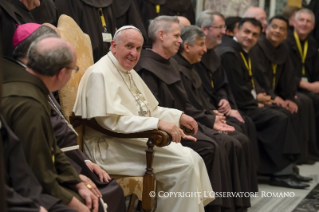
[
  {"xmin": 2, "ymin": 35, "xmax": 100, "ymax": 212},
  {"xmin": 216, "ymin": 18, "xmax": 308, "ymax": 189},
  {"xmin": 73, "ymin": 25, "xmax": 215, "ymax": 212},
  {"xmin": 135, "ymin": 16, "xmax": 256, "ymax": 212},
  {"xmin": 251, "ymin": 15, "xmax": 319, "ymax": 165},
  {"xmin": 173, "ymin": 25, "xmax": 258, "ymax": 211},
  {"xmin": 285, "ymin": 8, "xmax": 319, "ymax": 147},
  {"xmin": 194, "ymin": 10, "xmax": 259, "ymax": 197}
]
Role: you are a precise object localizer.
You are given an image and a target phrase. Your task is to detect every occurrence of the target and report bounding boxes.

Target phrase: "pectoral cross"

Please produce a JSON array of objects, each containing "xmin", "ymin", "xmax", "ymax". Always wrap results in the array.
[{"xmin": 138, "ymin": 108, "xmax": 147, "ymax": 116}]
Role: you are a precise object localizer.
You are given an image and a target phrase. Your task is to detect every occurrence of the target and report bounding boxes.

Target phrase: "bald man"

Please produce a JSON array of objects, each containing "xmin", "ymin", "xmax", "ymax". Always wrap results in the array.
[
  {"xmin": 177, "ymin": 16, "xmax": 191, "ymax": 26},
  {"xmin": 243, "ymin": 6, "xmax": 268, "ymax": 32},
  {"xmin": 2, "ymin": 35, "xmax": 100, "ymax": 212}
]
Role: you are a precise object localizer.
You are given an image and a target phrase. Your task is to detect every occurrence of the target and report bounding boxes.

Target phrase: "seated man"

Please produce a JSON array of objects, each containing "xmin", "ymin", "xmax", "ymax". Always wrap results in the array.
[
  {"xmin": 285, "ymin": 8, "xmax": 319, "ymax": 147},
  {"xmin": 225, "ymin": 16, "xmax": 242, "ymax": 38},
  {"xmin": 1, "ymin": 35, "xmax": 99, "ymax": 211},
  {"xmin": 216, "ymin": 17, "xmax": 308, "ymax": 189},
  {"xmin": 73, "ymin": 25, "xmax": 215, "ymax": 212},
  {"xmin": 0, "ymin": 40, "xmax": 75, "ymax": 212},
  {"xmin": 1, "ymin": 115, "xmax": 77, "ymax": 212},
  {"xmin": 11, "ymin": 23, "xmax": 126, "ymax": 212},
  {"xmin": 135, "ymin": 15, "xmax": 251, "ymax": 211},
  {"xmin": 250, "ymin": 15, "xmax": 319, "ymax": 165}
]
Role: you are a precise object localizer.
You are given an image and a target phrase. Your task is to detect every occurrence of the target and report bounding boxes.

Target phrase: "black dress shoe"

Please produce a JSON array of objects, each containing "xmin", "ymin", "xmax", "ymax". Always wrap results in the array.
[
  {"xmin": 269, "ymin": 176, "xmax": 310, "ymax": 189},
  {"xmin": 291, "ymin": 172, "xmax": 313, "ymax": 182}
]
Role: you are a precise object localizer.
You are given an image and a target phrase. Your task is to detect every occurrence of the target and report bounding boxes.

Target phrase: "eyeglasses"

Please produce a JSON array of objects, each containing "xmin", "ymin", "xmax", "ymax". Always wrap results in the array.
[
  {"xmin": 66, "ymin": 65, "xmax": 80, "ymax": 73},
  {"xmin": 209, "ymin": 25, "xmax": 227, "ymax": 30}
]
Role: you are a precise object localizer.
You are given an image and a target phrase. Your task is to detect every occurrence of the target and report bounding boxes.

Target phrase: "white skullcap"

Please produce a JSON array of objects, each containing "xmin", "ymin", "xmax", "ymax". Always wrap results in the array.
[{"xmin": 114, "ymin": 25, "xmax": 142, "ymax": 39}]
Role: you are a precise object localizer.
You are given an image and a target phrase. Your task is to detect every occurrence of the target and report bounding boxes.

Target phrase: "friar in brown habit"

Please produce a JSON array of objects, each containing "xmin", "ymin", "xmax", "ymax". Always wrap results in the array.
[
  {"xmin": 136, "ymin": 15, "xmax": 252, "ymax": 212},
  {"xmin": 194, "ymin": 11, "xmax": 260, "ymax": 169},
  {"xmin": 216, "ymin": 17, "xmax": 310, "ymax": 189},
  {"xmin": 285, "ymin": 8, "xmax": 319, "ymax": 151},
  {"xmin": 1, "ymin": 111, "xmax": 78, "ymax": 212},
  {"xmin": 173, "ymin": 26, "xmax": 259, "ymax": 211},
  {"xmin": 1, "ymin": 34, "xmax": 102, "ymax": 212},
  {"xmin": 10, "ymin": 23, "xmax": 126, "ymax": 212},
  {"xmin": 250, "ymin": 15, "xmax": 319, "ymax": 164}
]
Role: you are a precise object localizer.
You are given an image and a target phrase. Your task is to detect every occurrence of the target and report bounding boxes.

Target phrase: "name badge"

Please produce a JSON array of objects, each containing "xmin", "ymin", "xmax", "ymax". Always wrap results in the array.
[
  {"xmin": 102, "ymin": 33, "xmax": 112, "ymax": 42},
  {"xmin": 251, "ymin": 89, "xmax": 257, "ymax": 99},
  {"xmin": 301, "ymin": 77, "xmax": 308, "ymax": 82}
]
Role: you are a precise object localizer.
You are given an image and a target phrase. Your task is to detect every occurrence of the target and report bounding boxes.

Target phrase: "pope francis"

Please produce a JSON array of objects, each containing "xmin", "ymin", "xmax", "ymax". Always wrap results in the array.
[{"xmin": 73, "ymin": 25, "xmax": 215, "ymax": 212}]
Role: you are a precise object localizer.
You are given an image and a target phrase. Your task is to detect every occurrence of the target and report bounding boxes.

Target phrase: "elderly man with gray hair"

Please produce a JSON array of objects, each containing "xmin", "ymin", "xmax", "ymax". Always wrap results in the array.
[
  {"xmin": 286, "ymin": 8, "xmax": 319, "ymax": 149},
  {"xmin": 1, "ymin": 34, "xmax": 100, "ymax": 212},
  {"xmin": 73, "ymin": 24, "xmax": 215, "ymax": 212}
]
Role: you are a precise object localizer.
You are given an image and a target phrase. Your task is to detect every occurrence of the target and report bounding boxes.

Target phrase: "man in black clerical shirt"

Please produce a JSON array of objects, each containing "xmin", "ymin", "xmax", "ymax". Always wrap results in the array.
[{"xmin": 216, "ymin": 17, "xmax": 309, "ymax": 189}]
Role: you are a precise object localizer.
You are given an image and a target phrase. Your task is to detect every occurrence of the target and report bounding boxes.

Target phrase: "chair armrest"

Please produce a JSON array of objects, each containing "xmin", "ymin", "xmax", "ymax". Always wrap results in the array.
[
  {"xmin": 181, "ymin": 125, "xmax": 194, "ymax": 135},
  {"xmin": 70, "ymin": 115, "xmax": 171, "ymax": 147}
]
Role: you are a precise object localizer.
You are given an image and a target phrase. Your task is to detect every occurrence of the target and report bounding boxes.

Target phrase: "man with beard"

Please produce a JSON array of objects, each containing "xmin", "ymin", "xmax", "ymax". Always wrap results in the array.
[
  {"xmin": 250, "ymin": 15, "xmax": 319, "ymax": 166},
  {"xmin": 216, "ymin": 17, "xmax": 308, "ymax": 189},
  {"xmin": 285, "ymin": 8, "xmax": 319, "ymax": 151},
  {"xmin": 135, "ymin": 15, "xmax": 253, "ymax": 212}
]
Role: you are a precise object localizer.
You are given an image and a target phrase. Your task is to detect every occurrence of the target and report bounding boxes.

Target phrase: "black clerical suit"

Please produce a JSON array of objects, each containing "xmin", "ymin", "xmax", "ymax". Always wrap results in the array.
[{"xmin": 216, "ymin": 37, "xmax": 301, "ymax": 174}]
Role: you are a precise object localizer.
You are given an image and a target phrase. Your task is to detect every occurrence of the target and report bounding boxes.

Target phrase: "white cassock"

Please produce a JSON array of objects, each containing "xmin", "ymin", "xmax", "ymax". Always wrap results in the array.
[{"xmin": 73, "ymin": 52, "xmax": 214, "ymax": 212}]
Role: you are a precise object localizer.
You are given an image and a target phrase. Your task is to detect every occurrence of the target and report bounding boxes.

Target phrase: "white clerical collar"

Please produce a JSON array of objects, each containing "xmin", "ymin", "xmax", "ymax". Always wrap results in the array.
[
  {"xmin": 233, "ymin": 36, "xmax": 249, "ymax": 53},
  {"xmin": 107, "ymin": 51, "xmax": 131, "ymax": 74},
  {"xmin": 16, "ymin": 60, "xmax": 26, "ymax": 68}
]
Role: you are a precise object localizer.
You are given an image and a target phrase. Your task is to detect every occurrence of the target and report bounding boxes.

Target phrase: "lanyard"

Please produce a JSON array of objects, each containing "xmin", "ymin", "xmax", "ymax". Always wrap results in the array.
[
  {"xmin": 272, "ymin": 63, "xmax": 277, "ymax": 90},
  {"xmin": 156, "ymin": 5, "xmax": 160, "ymax": 14},
  {"xmin": 209, "ymin": 72, "xmax": 214, "ymax": 88},
  {"xmin": 240, "ymin": 52, "xmax": 254, "ymax": 88},
  {"xmin": 99, "ymin": 8, "xmax": 107, "ymax": 32},
  {"xmin": 293, "ymin": 31, "xmax": 308, "ymax": 76}
]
